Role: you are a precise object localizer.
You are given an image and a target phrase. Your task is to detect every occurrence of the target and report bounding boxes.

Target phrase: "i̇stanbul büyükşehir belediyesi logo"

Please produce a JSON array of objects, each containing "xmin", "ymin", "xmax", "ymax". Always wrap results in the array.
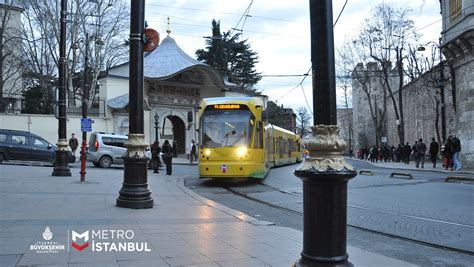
[
  {"xmin": 71, "ymin": 230, "xmax": 151, "ymax": 252},
  {"xmin": 29, "ymin": 226, "xmax": 66, "ymax": 254}
]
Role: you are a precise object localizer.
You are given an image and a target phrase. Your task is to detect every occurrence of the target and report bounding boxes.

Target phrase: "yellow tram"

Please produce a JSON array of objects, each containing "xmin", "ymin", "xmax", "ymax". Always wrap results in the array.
[{"xmin": 198, "ymin": 97, "xmax": 302, "ymax": 179}]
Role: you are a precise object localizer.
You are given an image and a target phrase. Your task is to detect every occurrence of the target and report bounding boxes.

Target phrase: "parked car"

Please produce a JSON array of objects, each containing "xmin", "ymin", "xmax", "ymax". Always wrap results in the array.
[
  {"xmin": 87, "ymin": 132, "xmax": 151, "ymax": 168},
  {"xmin": 0, "ymin": 129, "xmax": 75, "ymax": 164}
]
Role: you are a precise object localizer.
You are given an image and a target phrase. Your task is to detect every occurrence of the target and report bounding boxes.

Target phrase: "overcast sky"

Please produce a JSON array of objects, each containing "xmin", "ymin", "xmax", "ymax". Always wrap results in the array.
[{"xmin": 143, "ymin": 0, "xmax": 442, "ymax": 114}]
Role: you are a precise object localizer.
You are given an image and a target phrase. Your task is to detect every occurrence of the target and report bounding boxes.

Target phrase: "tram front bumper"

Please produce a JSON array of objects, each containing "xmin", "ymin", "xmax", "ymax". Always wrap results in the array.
[{"xmin": 199, "ymin": 161, "xmax": 266, "ymax": 179}]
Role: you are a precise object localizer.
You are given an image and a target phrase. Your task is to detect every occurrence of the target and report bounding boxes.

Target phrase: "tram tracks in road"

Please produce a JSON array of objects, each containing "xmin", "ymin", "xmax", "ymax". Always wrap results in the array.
[{"xmin": 222, "ymin": 181, "xmax": 474, "ymax": 256}]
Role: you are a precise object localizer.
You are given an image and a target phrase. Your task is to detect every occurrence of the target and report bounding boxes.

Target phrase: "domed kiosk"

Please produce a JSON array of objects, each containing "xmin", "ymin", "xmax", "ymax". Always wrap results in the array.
[{"xmin": 100, "ymin": 34, "xmax": 228, "ymax": 155}]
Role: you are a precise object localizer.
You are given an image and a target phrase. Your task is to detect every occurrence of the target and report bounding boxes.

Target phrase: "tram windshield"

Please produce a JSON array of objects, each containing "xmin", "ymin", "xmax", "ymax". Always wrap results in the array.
[{"xmin": 201, "ymin": 110, "xmax": 254, "ymax": 148}]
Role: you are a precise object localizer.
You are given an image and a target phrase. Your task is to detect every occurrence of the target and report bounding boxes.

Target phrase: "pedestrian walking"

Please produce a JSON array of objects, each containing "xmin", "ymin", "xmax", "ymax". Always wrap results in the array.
[
  {"xmin": 403, "ymin": 142, "xmax": 411, "ymax": 164},
  {"xmin": 429, "ymin": 138, "xmax": 439, "ymax": 168},
  {"xmin": 190, "ymin": 139, "xmax": 197, "ymax": 163},
  {"xmin": 415, "ymin": 138, "xmax": 427, "ymax": 168},
  {"xmin": 162, "ymin": 140, "xmax": 173, "ymax": 175},
  {"xmin": 443, "ymin": 137, "xmax": 454, "ymax": 171},
  {"xmin": 68, "ymin": 133, "xmax": 79, "ymax": 154},
  {"xmin": 172, "ymin": 140, "xmax": 178, "ymax": 158},
  {"xmin": 452, "ymin": 136, "xmax": 462, "ymax": 171},
  {"xmin": 411, "ymin": 141, "xmax": 417, "ymax": 162},
  {"xmin": 150, "ymin": 141, "xmax": 161, "ymax": 173}
]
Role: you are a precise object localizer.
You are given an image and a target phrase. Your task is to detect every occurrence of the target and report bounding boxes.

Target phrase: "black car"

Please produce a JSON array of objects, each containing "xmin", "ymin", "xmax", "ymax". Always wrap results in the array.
[{"xmin": 0, "ymin": 129, "xmax": 75, "ymax": 164}]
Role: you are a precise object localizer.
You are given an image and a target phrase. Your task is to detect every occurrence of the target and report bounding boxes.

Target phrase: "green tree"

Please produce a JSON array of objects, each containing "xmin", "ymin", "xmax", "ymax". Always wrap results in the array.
[
  {"xmin": 22, "ymin": 84, "xmax": 54, "ymax": 114},
  {"xmin": 196, "ymin": 20, "xmax": 262, "ymax": 90}
]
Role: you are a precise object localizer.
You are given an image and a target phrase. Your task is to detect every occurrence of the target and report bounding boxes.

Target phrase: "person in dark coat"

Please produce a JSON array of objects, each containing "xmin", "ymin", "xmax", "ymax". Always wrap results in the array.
[
  {"xmin": 415, "ymin": 138, "xmax": 427, "ymax": 168},
  {"xmin": 150, "ymin": 141, "xmax": 161, "ymax": 173},
  {"xmin": 403, "ymin": 142, "xmax": 411, "ymax": 164},
  {"xmin": 443, "ymin": 136, "xmax": 454, "ymax": 171},
  {"xmin": 172, "ymin": 140, "xmax": 178, "ymax": 158},
  {"xmin": 162, "ymin": 140, "xmax": 173, "ymax": 175},
  {"xmin": 190, "ymin": 139, "xmax": 197, "ymax": 163},
  {"xmin": 69, "ymin": 133, "xmax": 79, "ymax": 154},
  {"xmin": 429, "ymin": 138, "xmax": 439, "ymax": 168}
]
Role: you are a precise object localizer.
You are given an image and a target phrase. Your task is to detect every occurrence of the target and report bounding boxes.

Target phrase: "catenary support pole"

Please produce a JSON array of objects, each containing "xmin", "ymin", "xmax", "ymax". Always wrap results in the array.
[
  {"xmin": 293, "ymin": 1, "xmax": 357, "ymax": 266},
  {"xmin": 116, "ymin": 0, "xmax": 153, "ymax": 209}
]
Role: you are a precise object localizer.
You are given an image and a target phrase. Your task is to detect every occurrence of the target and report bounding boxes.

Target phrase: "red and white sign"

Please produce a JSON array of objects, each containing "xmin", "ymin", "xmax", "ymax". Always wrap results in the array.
[{"xmin": 220, "ymin": 164, "xmax": 228, "ymax": 173}]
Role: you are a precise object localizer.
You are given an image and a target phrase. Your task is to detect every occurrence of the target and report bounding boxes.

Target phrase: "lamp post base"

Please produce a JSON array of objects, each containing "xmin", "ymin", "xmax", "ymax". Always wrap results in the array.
[
  {"xmin": 116, "ymin": 134, "xmax": 153, "ymax": 209},
  {"xmin": 294, "ymin": 125, "xmax": 357, "ymax": 267},
  {"xmin": 294, "ymin": 256, "xmax": 353, "ymax": 267},
  {"xmin": 52, "ymin": 141, "xmax": 71, "ymax": 176}
]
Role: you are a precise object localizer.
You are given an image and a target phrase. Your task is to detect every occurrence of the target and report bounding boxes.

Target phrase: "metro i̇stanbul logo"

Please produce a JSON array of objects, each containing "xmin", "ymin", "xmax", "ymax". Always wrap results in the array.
[
  {"xmin": 70, "ymin": 229, "xmax": 151, "ymax": 252},
  {"xmin": 71, "ymin": 231, "xmax": 89, "ymax": 251}
]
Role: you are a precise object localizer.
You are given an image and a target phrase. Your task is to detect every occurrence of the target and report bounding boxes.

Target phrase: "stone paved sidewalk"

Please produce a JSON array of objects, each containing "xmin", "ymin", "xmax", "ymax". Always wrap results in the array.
[{"xmin": 0, "ymin": 164, "xmax": 415, "ymax": 266}]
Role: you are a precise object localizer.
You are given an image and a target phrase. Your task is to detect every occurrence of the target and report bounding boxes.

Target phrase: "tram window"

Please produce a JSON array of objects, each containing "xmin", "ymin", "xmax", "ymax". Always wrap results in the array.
[{"xmin": 254, "ymin": 122, "xmax": 263, "ymax": 149}]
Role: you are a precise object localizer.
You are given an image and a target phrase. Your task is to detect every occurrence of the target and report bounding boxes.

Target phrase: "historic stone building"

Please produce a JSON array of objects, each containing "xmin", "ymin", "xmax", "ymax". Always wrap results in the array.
[
  {"xmin": 0, "ymin": 3, "xmax": 23, "ymax": 113},
  {"xmin": 385, "ymin": 66, "xmax": 456, "ymax": 147},
  {"xmin": 440, "ymin": 0, "xmax": 474, "ymax": 168},
  {"xmin": 352, "ymin": 62, "xmax": 456, "ymax": 148}
]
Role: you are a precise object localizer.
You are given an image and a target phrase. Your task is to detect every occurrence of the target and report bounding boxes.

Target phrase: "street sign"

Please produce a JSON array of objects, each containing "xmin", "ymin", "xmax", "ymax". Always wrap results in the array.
[
  {"xmin": 81, "ymin": 118, "xmax": 92, "ymax": 132},
  {"xmin": 381, "ymin": 136, "xmax": 388, "ymax": 143}
]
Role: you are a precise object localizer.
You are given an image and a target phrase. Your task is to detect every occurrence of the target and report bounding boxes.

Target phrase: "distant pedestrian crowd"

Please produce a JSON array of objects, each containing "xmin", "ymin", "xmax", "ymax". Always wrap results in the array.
[{"xmin": 356, "ymin": 135, "xmax": 463, "ymax": 171}]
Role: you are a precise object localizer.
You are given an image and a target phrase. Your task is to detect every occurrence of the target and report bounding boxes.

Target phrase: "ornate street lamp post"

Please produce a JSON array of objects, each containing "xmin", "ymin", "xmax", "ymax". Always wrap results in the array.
[
  {"xmin": 116, "ymin": 0, "xmax": 153, "ymax": 209},
  {"xmin": 293, "ymin": 1, "xmax": 357, "ymax": 266},
  {"xmin": 154, "ymin": 112, "xmax": 159, "ymax": 142},
  {"xmin": 52, "ymin": 0, "xmax": 71, "ymax": 177}
]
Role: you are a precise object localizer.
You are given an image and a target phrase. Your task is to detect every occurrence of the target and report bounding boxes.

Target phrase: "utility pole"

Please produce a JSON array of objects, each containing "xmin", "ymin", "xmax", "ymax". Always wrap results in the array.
[
  {"xmin": 52, "ymin": 0, "xmax": 71, "ymax": 177},
  {"xmin": 293, "ymin": 1, "xmax": 357, "ymax": 266},
  {"xmin": 396, "ymin": 47, "xmax": 405, "ymax": 145},
  {"xmin": 438, "ymin": 37, "xmax": 446, "ymax": 142},
  {"xmin": 80, "ymin": 33, "xmax": 90, "ymax": 182}
]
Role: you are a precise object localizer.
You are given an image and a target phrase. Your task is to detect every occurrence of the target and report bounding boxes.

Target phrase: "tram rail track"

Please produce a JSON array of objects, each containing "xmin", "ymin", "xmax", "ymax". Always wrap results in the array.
[{"xmin": 223, "ymin": 181, "xmax": 474, "ymax": 256}]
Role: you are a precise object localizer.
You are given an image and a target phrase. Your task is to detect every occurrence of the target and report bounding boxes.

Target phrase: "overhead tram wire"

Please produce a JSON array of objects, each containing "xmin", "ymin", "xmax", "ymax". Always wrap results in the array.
[
  {"xmin": 300, "ymin": 84, "xmax": 313, "ymax": 115},
  {"xmin": 273, "ymin": 1, "xmax": 348, "ymax": 110},
  {"xmin": 275, "ymin": 66, "xmax": 312, "ymax": 103},
  {"xmin": 333, "ymin": 0, "xmax": 348, "ymax": 27},
  {"xmin": 145, "ymin": 3, "xmax": 307, "ymax": 25},
  {"xmin": 230, "ymin": 0, "xmax": 253, "ymax": 36}
]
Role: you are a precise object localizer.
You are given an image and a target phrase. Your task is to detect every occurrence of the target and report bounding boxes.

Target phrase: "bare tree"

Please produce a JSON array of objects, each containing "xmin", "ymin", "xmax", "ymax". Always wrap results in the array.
[
  {"xmin": 296, "ymin": 106, "xmax": 311, "ymax": 139},
  {"xmin": 0, "ymin": 1, "xmax": 23, "ymax": 112},
  {"xmin": 338, "ymin": 39, "xmax": 385, "ymax": 148},
  {"xmin": 20, "ymin": 0, "xmax": 129, "ymax": 112},
  {"xmin": 358, "ymin": 3, "xmax": 419, "ymax": 146}
]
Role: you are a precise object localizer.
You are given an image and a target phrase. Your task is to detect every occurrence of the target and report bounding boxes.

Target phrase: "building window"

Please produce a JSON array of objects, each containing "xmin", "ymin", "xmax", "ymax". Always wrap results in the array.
[{"xmin": 450, "ymin": 0, "xmax": 462, "ymax": 20}]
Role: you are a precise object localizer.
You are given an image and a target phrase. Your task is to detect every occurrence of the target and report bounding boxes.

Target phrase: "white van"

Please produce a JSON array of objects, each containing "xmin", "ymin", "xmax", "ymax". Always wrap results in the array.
[{"xmin": 87, "ymin": 132, "xmax": 150, "ymax": 168}]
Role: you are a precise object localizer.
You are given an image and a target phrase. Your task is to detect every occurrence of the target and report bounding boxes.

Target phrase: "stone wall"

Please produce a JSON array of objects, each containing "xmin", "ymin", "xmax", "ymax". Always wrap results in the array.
[
  {"xmin": 385, "ymin": 66, "xmax": 456, "ymax": 147},
  {"xmin": 337, "ymin": 108, "xmax": 353, "ymax": 154},
  {"xmin": 454, "ymin": 53, "xmax": 474, "ymax": 168}
]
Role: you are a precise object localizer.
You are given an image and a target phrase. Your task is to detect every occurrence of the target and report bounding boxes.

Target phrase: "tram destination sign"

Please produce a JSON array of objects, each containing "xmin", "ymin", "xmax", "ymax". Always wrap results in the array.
[{"xmin": 210, "ymin": 104, "xmax": 249, "ymax": 110}]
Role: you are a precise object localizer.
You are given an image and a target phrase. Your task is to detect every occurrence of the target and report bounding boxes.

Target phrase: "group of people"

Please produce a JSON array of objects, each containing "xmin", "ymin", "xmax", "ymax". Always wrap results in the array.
[
  {"xmin": 149, "ymin": 139, "xmax": 198, "ymax": 175},
  {"xmin": 357, "ymin": 136, "xmax": 462, "ymax": 170},
  {"xmin": 68, "ymin": 133, "xmax": 200, "ymax": 175},
  {"xmin": 150, "ymin": 140, "xmax": 174, "ymax": 175}
]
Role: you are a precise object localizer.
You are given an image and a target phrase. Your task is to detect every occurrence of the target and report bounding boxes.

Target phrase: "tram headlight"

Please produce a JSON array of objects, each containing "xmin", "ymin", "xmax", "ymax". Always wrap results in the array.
[
  {"xmin": 204, "ymin": 149, "xmax": 211, "ymax": 156},
  {"xmin": 236, "ymin": 146, "xmax": 247, "ymax": 157}
]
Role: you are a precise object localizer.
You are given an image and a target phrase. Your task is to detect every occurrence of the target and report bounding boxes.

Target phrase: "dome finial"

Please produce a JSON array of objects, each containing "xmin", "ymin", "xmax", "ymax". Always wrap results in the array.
[{"xmin": 166, "ymin": 17, "xmax": 171, "ymax": 35}]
